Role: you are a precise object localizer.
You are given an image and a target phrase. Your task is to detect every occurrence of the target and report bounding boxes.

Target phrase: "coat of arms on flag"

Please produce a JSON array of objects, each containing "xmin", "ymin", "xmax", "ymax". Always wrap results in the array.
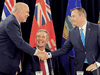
[{"xmin": 60, "ymin": 0, "xmax": 82, "ymax": 75}]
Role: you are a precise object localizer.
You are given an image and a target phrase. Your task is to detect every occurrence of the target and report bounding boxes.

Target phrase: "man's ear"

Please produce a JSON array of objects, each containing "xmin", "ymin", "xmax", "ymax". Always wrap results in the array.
[{"xmin": 17, "ymin": 9, "xmax": 21, "ymax": 15}]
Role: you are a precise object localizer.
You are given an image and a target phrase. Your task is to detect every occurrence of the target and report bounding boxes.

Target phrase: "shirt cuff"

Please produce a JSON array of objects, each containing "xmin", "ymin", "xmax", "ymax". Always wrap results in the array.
[
  {"xmin": 47, "ymin": 52, "xmax": 52, "ymax": 58},
  {"xmin": 34, "ymin": 50, "xmax": 38, "ymax": 55},
  {"xmin": 95, "ymin": 62, "xmax": 100, "ymax": 67}
]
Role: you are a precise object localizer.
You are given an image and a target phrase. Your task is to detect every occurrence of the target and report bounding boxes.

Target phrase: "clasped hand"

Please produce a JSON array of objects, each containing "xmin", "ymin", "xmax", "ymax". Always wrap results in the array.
[{"xmin": 36, "ymin": 51, "xmax": 48, "ymax": 60}]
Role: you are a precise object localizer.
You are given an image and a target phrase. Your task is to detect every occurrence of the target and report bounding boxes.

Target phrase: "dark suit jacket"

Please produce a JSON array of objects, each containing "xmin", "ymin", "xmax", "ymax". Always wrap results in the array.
[
  {"xmin": 51, "ymin": 21, "xmax": 100, "ymax": 75},
  {"xmin": 22, "ymin": 48, "xmax": 60, "ymax": 75},
  {"xmin": 0, "ymin": 14, "xmax": 36, "ymax": 74}
]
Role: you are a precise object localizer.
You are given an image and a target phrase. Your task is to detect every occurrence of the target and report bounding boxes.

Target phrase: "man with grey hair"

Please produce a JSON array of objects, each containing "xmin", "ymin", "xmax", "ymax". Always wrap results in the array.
[
  {"xmin": 22, "ymin": 29, "xmax": 60, "ymax": 75},
  {"xmin": 0, "ymin": 2, "xmax": 48, "ymax": 75}
]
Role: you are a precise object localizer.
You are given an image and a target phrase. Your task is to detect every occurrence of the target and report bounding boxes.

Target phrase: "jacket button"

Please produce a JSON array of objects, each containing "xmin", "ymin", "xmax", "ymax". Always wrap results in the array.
[{"xmin": 85, "ymin": 52, "xmax": 86, "ymax": 54}]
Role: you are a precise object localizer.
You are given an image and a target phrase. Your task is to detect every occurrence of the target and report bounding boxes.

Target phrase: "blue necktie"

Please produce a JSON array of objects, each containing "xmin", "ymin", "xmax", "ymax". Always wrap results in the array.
[{"xmin": 80, "ymin": 28, "xmax": 88, "ymax": 63}]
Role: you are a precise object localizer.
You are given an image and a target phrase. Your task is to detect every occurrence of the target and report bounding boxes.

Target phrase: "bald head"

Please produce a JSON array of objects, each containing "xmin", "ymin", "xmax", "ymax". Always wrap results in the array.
[
  {"xmin": 11, "ymin": 2, "xmax": 28, "ymax": 13},
  {"xmin": 11, "ymin": 2, "xmax": 29, "ymax": 23}
]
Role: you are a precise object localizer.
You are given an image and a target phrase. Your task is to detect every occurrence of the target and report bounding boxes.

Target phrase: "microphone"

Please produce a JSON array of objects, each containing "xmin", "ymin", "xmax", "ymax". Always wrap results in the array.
[
  {"xmin": 91, "ymin": 53, "xmax": 99, "ymax": 75},
  {"xmin": 48, "ymin": 52, "xmax": 54, "ymax": 75}
]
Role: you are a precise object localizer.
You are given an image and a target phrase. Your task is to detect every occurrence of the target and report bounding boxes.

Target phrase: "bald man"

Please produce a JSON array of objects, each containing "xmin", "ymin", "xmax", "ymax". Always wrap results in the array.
[{"xmin": 0, "ymin": 2, "xmax": 47, "ymax": 75}]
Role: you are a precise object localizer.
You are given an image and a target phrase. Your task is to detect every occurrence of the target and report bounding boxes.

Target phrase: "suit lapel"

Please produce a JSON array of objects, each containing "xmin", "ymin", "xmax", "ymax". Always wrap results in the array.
[
  {"xmin": 32, "ymin": 47, "xmax": 40, "ymax": 70},
  {"xmin": 85, "ymin": 22, "xmax": 91, "ymax": 48},
  {"xmin": 74, "ymin": 22, "xmax": 92, "ymax": 49},
  {"xmin": 47, "ymin": 59, "xmax": 51, "ymax": 69},
  {"xmin": 75, "ymin": 27, "xmax": 85, "ymax": 49},
  {"xmin": 46, "ymin": 49, "xmax": 51, "ymax": 70},
  {"xmin": 34, "ymin": 56, "xmax": 41, "ymax": 70},
  {"xmin": 47, "ymin": 58, "xmax": 52, "ymax": 75},
  {"xmin": 45, "ymin": 49, "xmax": 52, "ymax": 75}
]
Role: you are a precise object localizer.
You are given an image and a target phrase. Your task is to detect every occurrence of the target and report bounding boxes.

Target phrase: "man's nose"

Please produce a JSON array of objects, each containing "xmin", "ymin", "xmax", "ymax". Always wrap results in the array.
[{"xmin": 27, "ymin": 13, "xmax": 30, "ymax": 17}]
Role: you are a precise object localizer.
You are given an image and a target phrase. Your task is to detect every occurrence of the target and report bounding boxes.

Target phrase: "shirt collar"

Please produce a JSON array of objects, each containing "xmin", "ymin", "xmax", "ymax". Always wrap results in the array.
[
  {"xmin": 79, "ymin": 21, "xmax": 87, "ymax": 30},
  {"xmin": 36, "ymin": 47, "xmax": 45, "ymax": 52},
  {"xmin": 15, "ymin": 17, "xmax": 20, "ymax": 25}
]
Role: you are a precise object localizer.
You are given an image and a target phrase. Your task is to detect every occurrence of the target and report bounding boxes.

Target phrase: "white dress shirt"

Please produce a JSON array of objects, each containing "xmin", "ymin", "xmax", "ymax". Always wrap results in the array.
[
  {"xmin": 36, "ymin": 48, "xmax": 49, "ymax": 75},
  {"xmin": 79, "ymin": 22, "xmax": 87, "ymax": 37}
]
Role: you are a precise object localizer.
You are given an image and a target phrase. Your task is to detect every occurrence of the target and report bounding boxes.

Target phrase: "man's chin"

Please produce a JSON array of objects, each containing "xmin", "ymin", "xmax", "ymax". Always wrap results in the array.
[
  {"xmin": 72, "ymin": 24, "xmax": 77, "ymax": 26},
  {"xmin": 21, "ymin": 21, "xmax": 26, "ymax": 23}
]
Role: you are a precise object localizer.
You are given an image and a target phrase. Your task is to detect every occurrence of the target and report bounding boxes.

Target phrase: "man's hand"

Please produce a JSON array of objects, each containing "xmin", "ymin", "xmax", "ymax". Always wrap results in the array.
[
  {"xmin": 86, "ymin": 63, "xmax": 99, "ymax": 71},
  {"xmin": 36, "ymin": 51, "xmax": 48, "ymax": 60}
]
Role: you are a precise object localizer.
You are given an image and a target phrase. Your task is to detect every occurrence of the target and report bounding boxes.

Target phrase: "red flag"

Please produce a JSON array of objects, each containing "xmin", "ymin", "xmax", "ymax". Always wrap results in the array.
[{"xmin": 29, "ymin": 0, "xmax": 56, "ymax": 51}]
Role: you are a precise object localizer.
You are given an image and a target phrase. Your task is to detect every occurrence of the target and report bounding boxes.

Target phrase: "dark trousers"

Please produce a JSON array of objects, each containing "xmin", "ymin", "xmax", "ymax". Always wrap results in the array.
[
  {"xmin": 0, "ymin": 72, "xmax": 15, "ymax": 75},
  {"xmin": 82, "ymin": 63, "xmax": 93, "ymax": 75}
]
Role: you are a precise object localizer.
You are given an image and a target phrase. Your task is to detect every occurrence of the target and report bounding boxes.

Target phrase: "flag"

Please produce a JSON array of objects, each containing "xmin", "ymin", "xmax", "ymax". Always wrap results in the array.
[
  {"xmin": 29, "ymin": 0, "xmax": 56, "ymax": 51},
  {"xmin": 1, "ymin": 0, "xmax": 16, "ymax": 21},
  {"xmin": 98, "ymin": 12, "xmax": 100, "ymax": 25},
  {"xmin": 60, "ymin": 0, "xmax": 82, "ymax": 75}
]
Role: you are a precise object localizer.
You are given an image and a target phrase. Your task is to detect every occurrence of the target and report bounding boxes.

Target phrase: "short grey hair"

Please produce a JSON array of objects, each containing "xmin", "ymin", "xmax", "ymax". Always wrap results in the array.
[{"xmin": 36, "ymin": 29, "xmax": 49, "ymax": 40}]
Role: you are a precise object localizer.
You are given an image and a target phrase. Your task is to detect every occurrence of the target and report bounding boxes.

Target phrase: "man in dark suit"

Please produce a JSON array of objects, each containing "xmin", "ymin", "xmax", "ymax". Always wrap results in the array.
[
  {"xmin": 0, "ymin": 2, "xmax": 47, "ymax": 75},
  {"xmin": 22, "ymin": 29, "xmax": 60, "ymax": 75},
  {"xmin": 45, "ymin": 7, "xmax": 100, "ymax": 75}
]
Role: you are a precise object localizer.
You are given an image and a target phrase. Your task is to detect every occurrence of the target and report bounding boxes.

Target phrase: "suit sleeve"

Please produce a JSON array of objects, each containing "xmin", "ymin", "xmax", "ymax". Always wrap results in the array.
[
  {"xmin": 5, "ymin": 20, "xmax": 35, "ymax": 56},
  {"xmin": 51, "ymin": 31, "xmax": 73, "ymax": 58}
]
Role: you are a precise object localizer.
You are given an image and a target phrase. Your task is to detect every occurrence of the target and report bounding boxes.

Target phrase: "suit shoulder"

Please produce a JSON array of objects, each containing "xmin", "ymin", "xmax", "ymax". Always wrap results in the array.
[
  {"xmin": 1, "ymin": 15, "xmax": 19, "ymax": 28},
  {"xmin": 69, "ymin": 26, "xmax": 78, "ymax": 33},
  {"xmin": 88, "ymin": 21, "xmax": 99, "ymax": 26},
  {"xmin": 5, "ymin": 15, "xmax": 16, "ymax": 23},
  {"xmin": 87, "ymin": 21, "xmax": 100, "ymax": 30}
]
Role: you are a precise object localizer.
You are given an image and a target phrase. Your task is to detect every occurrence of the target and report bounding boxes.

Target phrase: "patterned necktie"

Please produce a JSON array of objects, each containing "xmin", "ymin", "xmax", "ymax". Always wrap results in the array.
[
  {"xmin": 40, "ymin": 60, "xmax": 46, "ymax": 75},
  {"xmin": 80, "ymin": 28, "xmax": 88, "ymax": 63}
]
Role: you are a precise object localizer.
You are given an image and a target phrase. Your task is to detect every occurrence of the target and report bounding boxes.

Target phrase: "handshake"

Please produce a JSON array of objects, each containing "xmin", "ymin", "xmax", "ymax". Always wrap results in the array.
[{"xmin": 36, "ymin": 51, "xmax": 49, "ymax": 60}]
